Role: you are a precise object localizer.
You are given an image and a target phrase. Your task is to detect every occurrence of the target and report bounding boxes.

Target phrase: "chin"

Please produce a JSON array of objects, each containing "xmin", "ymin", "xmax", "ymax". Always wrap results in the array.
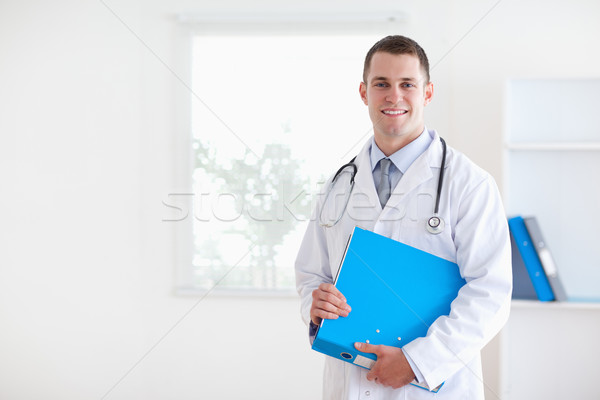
[{"xmin": 382, "ymin": 130, "xmax": 410, "ymax": 138}]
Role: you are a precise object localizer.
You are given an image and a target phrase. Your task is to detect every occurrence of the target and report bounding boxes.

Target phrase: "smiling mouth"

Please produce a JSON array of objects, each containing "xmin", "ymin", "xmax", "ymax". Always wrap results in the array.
[{"xmin": 382, "ymin": 110, "xmax": 408, "ymax": 115}]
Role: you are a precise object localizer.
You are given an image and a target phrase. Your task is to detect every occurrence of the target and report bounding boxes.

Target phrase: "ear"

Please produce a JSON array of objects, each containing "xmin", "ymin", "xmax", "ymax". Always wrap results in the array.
[
  {"xmin": 424, "ymin": 81, "xmax": 434, "ymax": 106},
  {"xmin": 359, "ymin": 82, "xmax": 368, "ymax": 105}
]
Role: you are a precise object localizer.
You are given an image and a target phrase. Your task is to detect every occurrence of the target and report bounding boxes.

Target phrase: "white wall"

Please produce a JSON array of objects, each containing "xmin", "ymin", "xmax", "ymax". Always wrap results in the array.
[{"xmin": 1, "ymin": 1, "xmax": 599, "ymax": 399}]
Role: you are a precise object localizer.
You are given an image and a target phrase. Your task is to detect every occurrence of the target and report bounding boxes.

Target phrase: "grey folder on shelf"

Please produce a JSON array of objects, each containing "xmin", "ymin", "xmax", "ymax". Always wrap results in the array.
[{"xmin": 523, "ymin": 217, "xmax": 568, "ymax": 302}]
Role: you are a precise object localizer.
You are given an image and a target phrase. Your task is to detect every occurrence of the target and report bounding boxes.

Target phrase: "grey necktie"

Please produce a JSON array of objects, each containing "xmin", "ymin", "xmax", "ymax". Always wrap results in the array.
[{"xmin": 377, "ymin": 158, "xmax": 391, "ymax": 208}]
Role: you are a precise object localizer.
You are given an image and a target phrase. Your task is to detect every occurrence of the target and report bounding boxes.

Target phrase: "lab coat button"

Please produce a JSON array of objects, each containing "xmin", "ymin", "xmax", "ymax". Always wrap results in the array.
[{"xmin": 365, "ymin": 390, "xmax": 370, "ymax": 396}]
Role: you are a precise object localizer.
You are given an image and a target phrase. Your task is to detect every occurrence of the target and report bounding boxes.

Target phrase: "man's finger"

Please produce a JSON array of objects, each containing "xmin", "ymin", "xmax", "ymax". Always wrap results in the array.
[
  {"xmin": 315, "ymin": 298, "xmax": 349, "ymax": 315},
  {"xmin": 318, "ymin": 283, "xmax": 347, "ymax": 302},
  {"xmin": 354, "ymin": 342, "xmax": 379, "ymax": 355},
  {"xmin": 319, "ymin": 293, "xmax": 351, "ymax": 312},
  {"xmin": 366, "ymin": 371, "xmax": 376, "ymax": 382},
  {"xmin": 313, "ymin": 309, "xmax": 340, "ymax": 322},
  {"xmin": 312, "ymin": 286, "xmax": 351, "ymax": 313}
]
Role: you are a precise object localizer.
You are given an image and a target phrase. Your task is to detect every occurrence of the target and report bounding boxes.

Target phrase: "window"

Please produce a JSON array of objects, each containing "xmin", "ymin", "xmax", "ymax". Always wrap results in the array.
[{"xmin": 176, "ymin": 31, "xmax": 385, "ymax": 293}]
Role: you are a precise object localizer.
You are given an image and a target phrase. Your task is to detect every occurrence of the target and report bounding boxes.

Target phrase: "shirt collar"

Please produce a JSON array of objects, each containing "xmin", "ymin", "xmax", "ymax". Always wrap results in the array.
[{"xmin": 370, "ymin": 127, "xmax": 433, "ymax": 173}]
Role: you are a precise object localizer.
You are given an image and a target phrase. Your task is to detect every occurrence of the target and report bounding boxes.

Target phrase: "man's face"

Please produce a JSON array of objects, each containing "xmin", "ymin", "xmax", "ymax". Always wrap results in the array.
[{"xmin": 359, "ymin": 52, "xmax": 433, "ymax": 145}]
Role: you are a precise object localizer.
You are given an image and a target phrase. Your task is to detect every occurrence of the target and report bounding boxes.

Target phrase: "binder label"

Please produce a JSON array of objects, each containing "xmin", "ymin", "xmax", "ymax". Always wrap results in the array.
[{"xmin": 353, "ymin": 354, "xmax": 375, "ymax": 369}]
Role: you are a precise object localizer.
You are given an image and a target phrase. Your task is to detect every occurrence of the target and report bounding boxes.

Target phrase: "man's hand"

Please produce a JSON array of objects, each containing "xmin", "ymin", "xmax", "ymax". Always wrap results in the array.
[
  {"xmin": 310, "ymin": 283, "xmax": 351, "ymax": 325},
  {"xmin": 354, "ymin": 342, "xmax": 416, "ymax": 389}
]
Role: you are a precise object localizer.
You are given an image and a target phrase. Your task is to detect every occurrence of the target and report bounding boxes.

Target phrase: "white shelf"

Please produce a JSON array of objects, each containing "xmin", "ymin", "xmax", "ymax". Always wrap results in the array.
[
  {"xmin": 510, "ymin": 299, "xmax": 600, "ymax": 310},
  {"xmin": 501, "ymin": 79, "xmax": 600, "ymax": 399},
  {"xmin": 496, "ymin": 300, "xmax": 600, "ymax": 399},
  {"xmin": 505, "ymin": 142, "xmax": 600, "ymax": 151}
]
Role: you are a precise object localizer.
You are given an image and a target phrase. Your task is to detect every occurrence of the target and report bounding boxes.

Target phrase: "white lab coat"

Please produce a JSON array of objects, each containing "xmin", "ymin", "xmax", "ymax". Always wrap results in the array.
[{"xmin": 295, "ymin": 129, "xmax": 512, "ymax": 400}]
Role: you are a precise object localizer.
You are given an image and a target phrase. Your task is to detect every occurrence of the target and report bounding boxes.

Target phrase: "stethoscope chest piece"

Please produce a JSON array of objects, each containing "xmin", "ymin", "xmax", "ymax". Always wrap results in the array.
[{"xmin": 427, "ymin": 214, "xmax": 445, "ymax": 235}]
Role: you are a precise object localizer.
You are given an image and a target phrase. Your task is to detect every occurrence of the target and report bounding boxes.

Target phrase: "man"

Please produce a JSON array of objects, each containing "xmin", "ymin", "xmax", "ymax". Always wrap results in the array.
[{"xmin": 295, "ymin": 35, "xmax": 512, "ymax": 399}]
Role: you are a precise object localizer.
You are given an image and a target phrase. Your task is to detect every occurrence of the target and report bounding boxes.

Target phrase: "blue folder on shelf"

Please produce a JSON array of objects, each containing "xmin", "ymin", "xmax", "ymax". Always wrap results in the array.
[
  {"xmin": 312, "ymin": 227, "xmax": 466, "ymax": 393},
  {"xmin": 509, "ymin": 229, "xmax": 538, "ymax": 300},
  {"xmin": 508, "ymin": 216, "xmax": 554, "ymax": 301}
]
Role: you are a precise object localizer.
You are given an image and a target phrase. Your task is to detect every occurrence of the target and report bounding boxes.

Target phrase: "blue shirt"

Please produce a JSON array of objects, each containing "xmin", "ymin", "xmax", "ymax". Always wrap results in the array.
[{"xmin": 370, "ymin": 128, "xmax": 433, "ymax": 195}]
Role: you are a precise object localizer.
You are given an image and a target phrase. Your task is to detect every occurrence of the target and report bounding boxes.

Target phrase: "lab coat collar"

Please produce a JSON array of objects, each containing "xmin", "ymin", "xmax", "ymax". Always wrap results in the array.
[
  {"xmin": 370, "ymin": 127, "xmax": 432, "ymax": 174},
  {"xmin": 351, "ymin": 130, "xmax": 448, "ymax": 216},
  {"xmin": 424, "ymin": 129, "xmax": 448, "ymax": 169},
  {"xmin": 383, "ymin": 129, "xmax": 446, "ymax": 213}
]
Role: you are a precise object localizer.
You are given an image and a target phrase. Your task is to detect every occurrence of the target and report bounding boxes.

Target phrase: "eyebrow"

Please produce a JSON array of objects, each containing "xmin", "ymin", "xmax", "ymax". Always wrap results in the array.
[{"xmin": 371, "ymin": 76, "xmax": 418, "ymax": 83}]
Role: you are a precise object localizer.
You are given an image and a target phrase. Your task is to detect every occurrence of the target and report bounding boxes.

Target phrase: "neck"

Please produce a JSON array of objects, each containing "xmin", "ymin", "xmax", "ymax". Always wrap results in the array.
[{"xmin": 374, "ymin": 128, "xmax": 424, "ymax": 157}]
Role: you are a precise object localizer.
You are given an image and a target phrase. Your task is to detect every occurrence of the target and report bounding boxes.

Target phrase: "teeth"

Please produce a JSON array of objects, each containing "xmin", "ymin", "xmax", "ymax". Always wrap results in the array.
[{"xmin": 383, "ymin": 110, "xmax": 406, "ymax": 115}]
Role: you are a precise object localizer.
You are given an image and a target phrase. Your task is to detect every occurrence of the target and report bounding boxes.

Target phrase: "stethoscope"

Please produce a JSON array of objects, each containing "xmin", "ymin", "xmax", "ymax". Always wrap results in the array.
[{"xmin": 319, "ymin": 137, "xmax": 447, "ymax": 235}]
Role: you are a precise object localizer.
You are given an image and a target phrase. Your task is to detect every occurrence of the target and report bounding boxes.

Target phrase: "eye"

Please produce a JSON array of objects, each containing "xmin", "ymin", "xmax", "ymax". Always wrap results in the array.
[
  {"xmin": 374, "ymin": 82, "xmax": 388, "ymax": 88},
  {"xmin": 402, "ymin": 83, "xmax": 415, "ymax": 88}
]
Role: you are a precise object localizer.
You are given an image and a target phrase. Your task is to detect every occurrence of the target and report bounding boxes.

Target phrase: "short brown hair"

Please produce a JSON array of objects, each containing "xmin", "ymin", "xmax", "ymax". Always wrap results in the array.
[{"xmin": 362, "ymin": 35, "xmax": 430, "ymax": 84}]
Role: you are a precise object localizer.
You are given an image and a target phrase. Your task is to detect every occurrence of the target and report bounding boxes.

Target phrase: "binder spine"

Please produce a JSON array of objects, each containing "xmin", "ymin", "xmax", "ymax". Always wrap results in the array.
[
  {"xmin": 509, "ymin": 231, "xmax": 538, "ymax": 300},
  {"xmin": 312, "ymin": 335, "xmax": 376, "ymax": 369},
  {"xmin": 508, "ymin": 216, "xmax": 554, "ymax": 302}
]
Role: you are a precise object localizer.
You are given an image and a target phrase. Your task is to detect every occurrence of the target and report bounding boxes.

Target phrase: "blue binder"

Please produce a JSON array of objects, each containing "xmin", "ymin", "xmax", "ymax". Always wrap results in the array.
[
  {"xmin": 509, "ymin": 230, "xmax": 538, "ymax": 300},
  {"xmin": 508, "ymin": 216, "xmax": 554, "ymax": 301},
  {"xmin": 312, "ymin": 227, "xmax": 466, "ymax": 391}
]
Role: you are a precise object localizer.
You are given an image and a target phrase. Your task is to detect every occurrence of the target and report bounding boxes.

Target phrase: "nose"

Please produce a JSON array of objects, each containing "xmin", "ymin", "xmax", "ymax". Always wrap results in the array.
[{"xmin": 385, "ymin": 86, "xmax": 402, "ymax": 104}]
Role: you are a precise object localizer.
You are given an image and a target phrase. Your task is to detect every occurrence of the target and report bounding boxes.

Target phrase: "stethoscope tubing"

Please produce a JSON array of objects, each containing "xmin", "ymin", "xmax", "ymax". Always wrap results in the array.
[
  {"xmin": 319, "ymin": 137, "xmax": 447, "ymax": 234},
  {"xmin": 433, "ymin": 137, "xmax": 446, "ymax": 215}
]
